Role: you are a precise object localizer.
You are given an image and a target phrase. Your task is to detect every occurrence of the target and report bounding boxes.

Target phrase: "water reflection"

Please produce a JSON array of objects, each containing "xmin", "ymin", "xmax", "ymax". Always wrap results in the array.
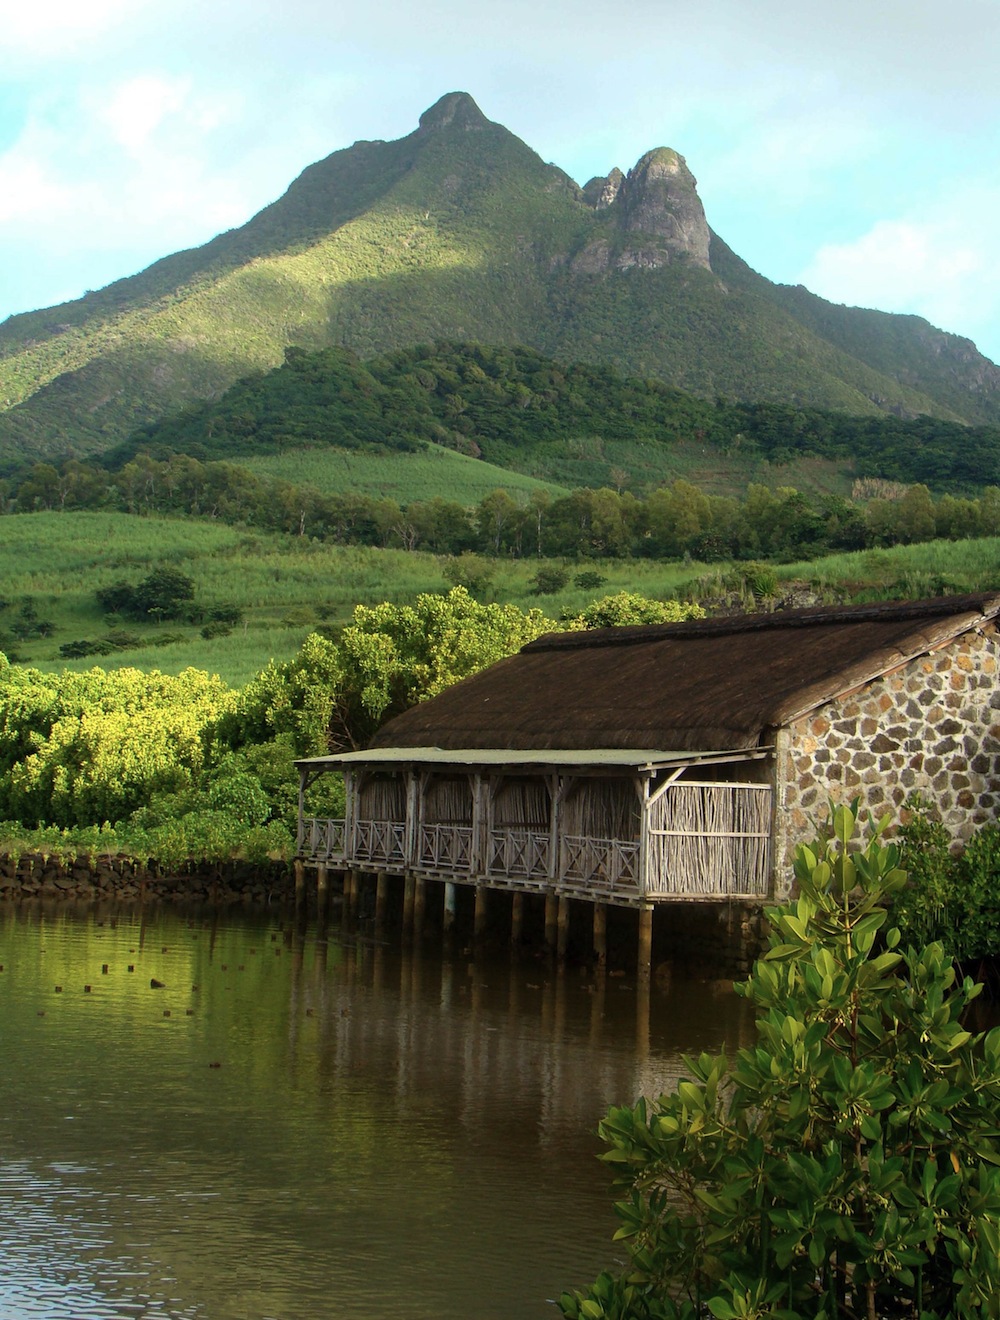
[{"xmin": 0, "ymin": 903, "xmax": 753, "ymax": 1319}]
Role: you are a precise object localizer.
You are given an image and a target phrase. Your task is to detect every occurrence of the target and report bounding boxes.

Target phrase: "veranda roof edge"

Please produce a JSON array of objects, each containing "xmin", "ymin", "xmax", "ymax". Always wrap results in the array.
[{"xmin": 295, "ymin": 746, "xmax": 773, "ymax": 773}]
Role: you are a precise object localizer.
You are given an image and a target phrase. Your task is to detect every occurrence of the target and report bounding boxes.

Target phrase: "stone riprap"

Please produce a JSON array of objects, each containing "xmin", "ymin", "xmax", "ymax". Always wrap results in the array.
[{"xmin": 0, "ymin": 852, "xmax": 294, "ymax": 904}]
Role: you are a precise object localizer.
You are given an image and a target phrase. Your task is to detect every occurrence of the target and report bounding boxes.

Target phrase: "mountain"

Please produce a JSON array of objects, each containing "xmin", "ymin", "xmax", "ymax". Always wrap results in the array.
[{"xmin": 1, "ymin": 90, "xmax": 998, "ymax": 465}]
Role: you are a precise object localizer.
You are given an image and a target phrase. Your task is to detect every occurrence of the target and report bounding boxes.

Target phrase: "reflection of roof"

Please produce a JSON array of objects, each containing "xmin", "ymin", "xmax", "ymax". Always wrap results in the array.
[
  {"xmin": 296, "ymin": 747, "xmax": 771, "ymax": 772},
  {"xmin": 364, "ymin": 594, "xmax": 1000, "ymax": 755}
]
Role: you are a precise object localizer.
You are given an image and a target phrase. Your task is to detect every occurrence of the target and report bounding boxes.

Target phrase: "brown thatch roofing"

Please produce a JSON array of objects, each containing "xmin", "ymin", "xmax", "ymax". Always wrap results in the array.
[{"xmin": 369, "ymin": 593, "xmax": 1000, "ymax": 754}]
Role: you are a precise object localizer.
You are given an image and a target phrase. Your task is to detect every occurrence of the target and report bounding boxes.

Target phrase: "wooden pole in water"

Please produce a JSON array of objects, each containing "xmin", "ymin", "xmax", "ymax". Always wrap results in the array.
[
  {"xmin": 344, "ymin": 869, "xmax": 357, "ymax": 924},
  {"xmin": 510, "ymin": 891, "xmax": 524, "ymax": 949},
  {"xmin": 593, "ymin": 902, "xmax": 607, "ymax": 971},
  {"xmin": 637, "ymin": 905, "xmax": 654, "ymax": 983},
  {"xmin": 413, "ymin": 878, "xmax": 426, "ymax": 939},
  {"xmin": 544, "ymin": 894, "xmax": 558, "ymax": 953},
  {"xmin": 443, "ymin": 882, "xmax": 457, "ymax": 934},
  {"xmin": 316, "ymin": 863, "xmax": 328, "ymax": 917},
  {"xmin": 557, "ymin": 896, "xmax": 571, "ymax": 962},
  {"xmin": 474, "ymin": 886, "xmax": 488, "ymax": 941},
  {"xmin": 375, "ymin": 871, "xmax": 389, "ymax": 929},
  {"xmin": 402, "ymin": 872, "xmax": 416, "ymax": 938},
  {"xmin": 293, "ymin": 858, "xmax": 305, "ymax": 904}
]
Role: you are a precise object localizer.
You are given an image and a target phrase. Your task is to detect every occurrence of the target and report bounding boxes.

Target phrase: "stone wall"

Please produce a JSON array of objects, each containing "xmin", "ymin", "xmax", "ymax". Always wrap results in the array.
[
  {"xmin": 0, "ymin": 851, "xmax": 294, "ymax": 904},
  {"xmin": 774, "ymin": 625, "xmax": 1000, "ymax": 888}
]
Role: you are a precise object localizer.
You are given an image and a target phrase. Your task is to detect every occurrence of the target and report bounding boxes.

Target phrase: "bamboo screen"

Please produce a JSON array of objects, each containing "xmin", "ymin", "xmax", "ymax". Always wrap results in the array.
[
  {"xmin": 492, "ymin": 778, "xmax": 550, "ymax": 830},
  {"xmin": 562, "ymin": 779, "xmax": 641, "ymax": 842},
  {"xmin": 647, "ymin": 782, "xmax": 771, "ymax": 897},
  {"xmin": 357, "ymin": 774, "xmax": 406, "ymax": 823},
  {"xmin": 423, "ymin": 776, "xmax": 474, "ymax": 825}
]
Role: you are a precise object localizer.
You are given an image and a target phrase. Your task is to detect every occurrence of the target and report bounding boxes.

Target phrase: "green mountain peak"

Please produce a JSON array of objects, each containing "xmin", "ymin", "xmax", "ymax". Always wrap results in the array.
[
  {"xmin": 417, "ymin": 91, "xmax": 491, "ymax": 133},
  {"xmin": 0, "ymin": 92, "xmax": 998, "ymax": 465}
]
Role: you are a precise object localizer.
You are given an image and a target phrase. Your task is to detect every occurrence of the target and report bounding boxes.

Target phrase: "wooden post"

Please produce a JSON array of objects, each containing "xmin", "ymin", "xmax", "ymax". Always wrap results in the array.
[
  {"xmin": 413, "ymin": 878, "xmax": 426, "ymax": 939},
  {"xmin": 375, "ymin": 871, "xmax": 389, "ymax": 929},
  {"xmin": 544, "ymin": 894, "xmax": 558, "ymax": 953},
  {"xmin": 343, "ymin": 869, "xmax": 357, "ymax": 923},
  {"xmin": 316, "ymin": 864, "xmax": 329, "ymax": 921},
  {"xmin": 557, "ymin": 895, "xmax": 571, "ymax": 962},
  {"xmin": 510, "ymin": 891, "xmax": 524, "ymax": 949},
  {"xmin": 402, "ymin": 872, "xmax": 416, "ymax": 938},
  {"xmin": 293, "ymin": 858, "xmax": 305, "ymax": 903},
  {"xmin": 474, "ymin": 886, "xmax": 488, "ymax": 941},
  {"xmin": 637, "ymin": 905, "xmax": 654, "ymax": 983},
  {"xmin": 443, "ymin": 882, "xmax": 457, "ymax": 934},
  {"xmin": 593, "ymin": 902, "xmax": 607, "ymax": 970}
]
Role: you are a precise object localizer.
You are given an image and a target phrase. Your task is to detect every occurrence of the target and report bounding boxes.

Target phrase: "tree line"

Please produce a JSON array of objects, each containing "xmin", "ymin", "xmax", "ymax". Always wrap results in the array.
[{"xmin": 8, "ymin": 451, "xmax": 1000, "ymax": 563}]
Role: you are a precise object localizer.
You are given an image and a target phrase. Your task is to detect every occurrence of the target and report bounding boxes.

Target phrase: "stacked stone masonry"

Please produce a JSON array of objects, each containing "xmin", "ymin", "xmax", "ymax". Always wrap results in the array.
[{"xmin": 778, "ymin": 625, "xmax": 1000, "ymax": 878}]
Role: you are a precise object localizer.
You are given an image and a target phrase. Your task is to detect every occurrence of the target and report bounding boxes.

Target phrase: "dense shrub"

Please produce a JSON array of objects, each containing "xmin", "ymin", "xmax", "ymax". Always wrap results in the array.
[{"xmin": 562, "ymin": 805, "xmax": 1000, "ymax": 1319}]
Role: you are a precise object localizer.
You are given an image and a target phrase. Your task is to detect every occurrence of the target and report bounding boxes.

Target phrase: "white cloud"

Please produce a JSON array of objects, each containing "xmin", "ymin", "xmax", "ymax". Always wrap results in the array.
[
  {"xmin": 800, "ymin": 188, "xmax": 1000, "ymax": 361},
  {"xmin": 0, "ymin": 0, "xmax": 148, "ymax": 56}
]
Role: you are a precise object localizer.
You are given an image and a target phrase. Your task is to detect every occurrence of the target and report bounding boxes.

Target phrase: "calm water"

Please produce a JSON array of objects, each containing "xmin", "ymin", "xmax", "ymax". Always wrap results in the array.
[{"xmin": 0, "ymin": 902, "xmax": 753, "ymax": 1319}]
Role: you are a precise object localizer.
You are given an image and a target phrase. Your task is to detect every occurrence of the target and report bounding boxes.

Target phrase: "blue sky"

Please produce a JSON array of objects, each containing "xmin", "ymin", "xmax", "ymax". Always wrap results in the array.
[{"xmin": 1, "ymin": 0, "xmax": 998, "ymax": 364}]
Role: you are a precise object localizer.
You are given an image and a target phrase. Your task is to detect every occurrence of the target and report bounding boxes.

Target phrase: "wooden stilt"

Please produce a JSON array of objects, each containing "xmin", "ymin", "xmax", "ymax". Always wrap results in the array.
[
  {"xmin": 375, "ymin": 871, "xmax": 388, "ymax": 929},
  {"xmin": 293, "ymin": 858, "xmax": 305, "ymax": 903},
  {"xmin": 413, "ymin": 878, "xmax": 426, "ymax": 939},
  {"xmin": 510, "ymin": 892, "xmax": 524, "ymax": 949},
  {"xmin": 474, "ymin": 886, "xmax": 488, "ymax": 941},
  {"xmin": 402, "ymin": 872, "xmax": 416, "ymax": 937},
  {"xmin": 557, "ymin": 896, "xmax": 571, "ymax": 962},
  {"xmin": 344, "ymin": 869, "xmax": 357, "ymax": 923},
  {"xmin": 593, "ymin": 902, "xmax": 607, "ymax": 970},
  {"xmin": 443, "ymin": 882, "xmax": 457, "ymax": 934},
  {"xmin": 637, "ymin": 905, "xmax": 654, "ymax": 983},
  {"xmin": 544, "ymin": 894, "xmax": 558, "ymax": 953}
]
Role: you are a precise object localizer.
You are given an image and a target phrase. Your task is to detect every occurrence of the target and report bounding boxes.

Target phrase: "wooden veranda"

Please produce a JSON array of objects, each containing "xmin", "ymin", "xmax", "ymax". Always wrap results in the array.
[{"xmin": 296, "ymin": 747, "xmax": 774, "ymax": 909}]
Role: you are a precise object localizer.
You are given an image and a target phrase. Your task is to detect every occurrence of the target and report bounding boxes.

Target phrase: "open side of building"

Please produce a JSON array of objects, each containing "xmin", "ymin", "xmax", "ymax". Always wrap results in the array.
[{"xmin": 296, "ymin": 594, "xmax": 1000, "ymax": 942}]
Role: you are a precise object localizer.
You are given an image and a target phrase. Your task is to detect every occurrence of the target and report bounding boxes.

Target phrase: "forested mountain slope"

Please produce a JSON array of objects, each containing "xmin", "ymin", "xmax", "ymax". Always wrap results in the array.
[{"xmin": 1, "ymin": 92, "xmax": 998, "ymax": 464}]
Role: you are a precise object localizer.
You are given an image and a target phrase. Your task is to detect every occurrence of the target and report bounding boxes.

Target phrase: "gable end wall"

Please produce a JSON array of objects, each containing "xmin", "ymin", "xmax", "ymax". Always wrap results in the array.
[{"xmin": 775, "ymin": 625, "xmax": 1000, "ymax": 892}]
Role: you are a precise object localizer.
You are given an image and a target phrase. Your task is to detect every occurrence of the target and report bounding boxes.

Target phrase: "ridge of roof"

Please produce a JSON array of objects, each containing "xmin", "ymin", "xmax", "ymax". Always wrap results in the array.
[{"xmin": 523, "ymin": 593, "xmax": 1000, "ymax": 653}]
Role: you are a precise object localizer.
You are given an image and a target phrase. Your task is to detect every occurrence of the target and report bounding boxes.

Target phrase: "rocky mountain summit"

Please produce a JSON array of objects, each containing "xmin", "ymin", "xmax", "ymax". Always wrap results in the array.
[{"xmin": 0, "ymin": 91, "xmax": 998, "ymax": 462}]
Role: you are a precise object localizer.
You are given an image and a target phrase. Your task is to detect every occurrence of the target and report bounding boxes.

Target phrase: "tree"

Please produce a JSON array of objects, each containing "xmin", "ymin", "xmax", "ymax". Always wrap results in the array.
[
  {"xmin": 562, "ymin": 805, "xmax": 1000, "ymax": 1320},
  {"xmin": 569, "ymin": 593, "xmax": 704, "ymax": 629},
  {"xmin": 334, "ymin": 588, "xmax": 556, "ymax": 745}
]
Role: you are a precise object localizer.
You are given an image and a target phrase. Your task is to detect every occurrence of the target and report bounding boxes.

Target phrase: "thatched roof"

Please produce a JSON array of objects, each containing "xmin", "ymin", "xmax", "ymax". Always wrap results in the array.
[{"xmin": 368, "ymin": 594, "xmax": 1000, "ymax": 755}]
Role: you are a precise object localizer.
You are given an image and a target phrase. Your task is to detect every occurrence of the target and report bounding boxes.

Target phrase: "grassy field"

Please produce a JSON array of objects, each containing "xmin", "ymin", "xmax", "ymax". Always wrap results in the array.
[
  {"xmin": 240, "ymin": 437, "xmax": 854, "ymax": 503},
  {"xmin": 242, "ymin": 442, "xmax": 568, "ymax": 503},
  {"xmin": 3, "ymin": 510, "xmax": 1000, "ymax": 687}
]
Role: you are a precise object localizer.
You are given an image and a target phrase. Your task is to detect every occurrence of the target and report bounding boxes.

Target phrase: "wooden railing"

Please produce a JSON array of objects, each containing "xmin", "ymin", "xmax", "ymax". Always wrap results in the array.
[
  {"xmin": 487, "ymin": 828, "xmax": 551, "ymax": 881},
  {"xmin": 560, "ymin": 834, "xmax": 641, "ymax": 900},
  {"xmin": 351, "ymin": 819, "xmax": 406, "ymax": 867},
  {"xmin": 299, "ymin": 817, "xmax": 346, "ymax": 860},
  {"xmin": 418, "ymin": 824, "xmax": 474, "ymax": 873}
]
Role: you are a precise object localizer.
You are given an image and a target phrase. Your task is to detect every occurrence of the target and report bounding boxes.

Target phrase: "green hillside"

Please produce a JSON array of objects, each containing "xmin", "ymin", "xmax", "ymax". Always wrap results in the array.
[
  {"xmin": 1, "ymin": 92, "xmax": 998, "ymax": 465},
  {"xmin": 104, "ymin": 341, "xmax": 1000, "ymax": 496}
]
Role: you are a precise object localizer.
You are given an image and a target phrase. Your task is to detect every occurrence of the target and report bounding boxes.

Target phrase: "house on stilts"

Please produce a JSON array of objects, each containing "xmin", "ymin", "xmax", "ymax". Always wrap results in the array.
[{"xmin": 296, "ymin": 594, "xmax": 1000, "ymax": 971}]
